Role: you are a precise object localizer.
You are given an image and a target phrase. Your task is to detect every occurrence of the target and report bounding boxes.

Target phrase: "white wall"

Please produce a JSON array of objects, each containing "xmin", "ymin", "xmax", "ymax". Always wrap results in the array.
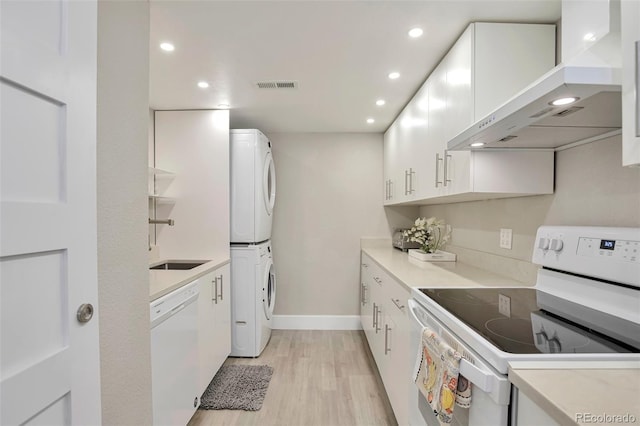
[
  {"xmin": 269, "ymin": 133, "xmax": 417, "ymax": 316},
  {"xmin": 97, "ymin": 2, "xmax": 152, "ymax": 424},
  {"xmin": 420, "ymin": 136, "xmax": 640, "ymax": 280}
]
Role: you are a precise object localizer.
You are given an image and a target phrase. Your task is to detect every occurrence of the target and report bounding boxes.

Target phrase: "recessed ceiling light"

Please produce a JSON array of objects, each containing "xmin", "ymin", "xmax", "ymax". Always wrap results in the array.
[
  {"xmin": 408, "ymin": 28, "xmax": 424, "ymax": 38},
  {"xmin": 366, "ymin": 118, "xmax": 375, "ymax": 124},
  {"xmin": 470, "ymin": 142, "xmax": 485, "ymax": 147},
  {"xmin": 388, "ymin": 72, "xmax": 400, "ymax": 80},
  {"xmin": 218, "ymin": 103, "xmax": 230, "ymax": 109},
  {"xmin": 160, "ymin": 42, "xmax": 175, "ymax": 52},
  {"xmin": 376, "ymin": 99, "xmax": 386, "ymax": 106},
  {"xmin": 550, "ymin": 97, "xmax": 579, "ymax": 106},
  {"xmin": 197, "ymin": 81, "xmax": 209, "ymax": 89},
  {"xmin": 583, "ymin": 32, "xmax": 597, "ymax": 42}
]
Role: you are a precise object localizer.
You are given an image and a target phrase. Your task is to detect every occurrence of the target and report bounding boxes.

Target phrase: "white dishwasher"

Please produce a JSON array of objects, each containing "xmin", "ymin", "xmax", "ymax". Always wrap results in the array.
[{"xmin": 150, "ymin": 279, "xmax": 200, "ymax": 426}]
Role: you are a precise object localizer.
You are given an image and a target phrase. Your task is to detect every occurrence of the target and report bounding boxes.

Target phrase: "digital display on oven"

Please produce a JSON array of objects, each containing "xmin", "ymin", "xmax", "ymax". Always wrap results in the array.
[{"xmin": 599, "ymin": 239, "xmax": 616, "ymax": 250}]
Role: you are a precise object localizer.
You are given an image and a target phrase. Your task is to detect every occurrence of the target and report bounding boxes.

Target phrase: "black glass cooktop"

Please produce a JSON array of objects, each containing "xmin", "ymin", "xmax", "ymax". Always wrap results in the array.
[{"xmin": 417, "ymin": 287, "xmax": 639, "ymax": 355}]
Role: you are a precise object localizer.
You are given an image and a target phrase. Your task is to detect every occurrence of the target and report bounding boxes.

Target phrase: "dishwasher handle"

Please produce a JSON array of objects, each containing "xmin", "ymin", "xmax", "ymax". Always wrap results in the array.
[
  {"xmin": 407, "ymin": 299, "xmax": 509, "ymax": 405},
  {"xmin": 151, "ymin": 291, "xmax": 199, "ymax": 329}
]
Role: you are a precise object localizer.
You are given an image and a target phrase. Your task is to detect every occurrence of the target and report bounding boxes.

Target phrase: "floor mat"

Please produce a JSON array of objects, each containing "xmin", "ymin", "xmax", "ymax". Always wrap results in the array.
[{"xmin": 199, "ymin": 365, "xmax": 274, "ymax": 411}]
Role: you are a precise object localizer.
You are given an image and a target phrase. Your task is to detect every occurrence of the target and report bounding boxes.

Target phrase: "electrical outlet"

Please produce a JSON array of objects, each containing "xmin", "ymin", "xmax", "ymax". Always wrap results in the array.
[
  {"xmin": 500, "ymin": 228, "xmax": 513, "ymax": 249},
  {"xmin": 498, "ymin": 294, "xmax": 511, "ymax": 317}
]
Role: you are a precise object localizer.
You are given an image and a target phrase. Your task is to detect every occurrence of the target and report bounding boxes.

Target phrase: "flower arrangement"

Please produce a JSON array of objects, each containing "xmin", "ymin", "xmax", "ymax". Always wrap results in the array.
[{"xmin": 403, "ymin": 217, "xmax": 452, "ymax": 254}]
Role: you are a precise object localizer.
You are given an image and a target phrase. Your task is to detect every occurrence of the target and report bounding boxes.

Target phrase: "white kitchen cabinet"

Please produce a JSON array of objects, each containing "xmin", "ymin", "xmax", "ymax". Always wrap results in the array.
[
  {"xmin": 197, "ymin": 263, "xmax": 231, "ymax": 394},
  {"xmin": 622, "ymin": 0, "xmax": 640, "ymax": 167},
  {"xmin": 384, "ymin": 22, "xmax": 556, "ymax": 205},
  {"xmin": 360, "ymin": 252, "xmax": 412, "ymax": 426},
  {"xmin": 383, "ymin": 120, "xmax": 401, "ymax": 204},
  {"xmin": 384, "ymin": 79, "xmax": 440, "ymax": 204},
  {"xmin": 381, "ymin": 279, "xmax": 411, "ymax": 426},
  {"xmin": 360, "ymin": 256, "xmax": 374, "ymax": 341},
  {"xmin": 514, "ymin": 387, "xmax": 560, "ymax": 426}
]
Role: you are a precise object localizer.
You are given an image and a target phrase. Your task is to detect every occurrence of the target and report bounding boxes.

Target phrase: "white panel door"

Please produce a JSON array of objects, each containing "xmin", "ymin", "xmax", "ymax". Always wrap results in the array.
[{"xmin": 0, "ymin": 1, "xmax": 101, "ymax": 425}]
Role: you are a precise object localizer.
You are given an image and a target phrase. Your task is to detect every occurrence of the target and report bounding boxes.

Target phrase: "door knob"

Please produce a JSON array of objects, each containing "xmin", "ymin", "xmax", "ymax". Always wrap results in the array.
[{"xmin": 77, "ymin": 303, "xmax": 94, "ymax": 323}]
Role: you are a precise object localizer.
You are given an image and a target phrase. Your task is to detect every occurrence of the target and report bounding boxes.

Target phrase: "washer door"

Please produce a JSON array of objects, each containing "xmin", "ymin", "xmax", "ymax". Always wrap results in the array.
[
  {"xmin": 263, "ymin": 259, "xmax": 276, "ymax": 320},
  {"xmin": 262, "ymin": 152, "xmax": 276, "ymax": 216}
]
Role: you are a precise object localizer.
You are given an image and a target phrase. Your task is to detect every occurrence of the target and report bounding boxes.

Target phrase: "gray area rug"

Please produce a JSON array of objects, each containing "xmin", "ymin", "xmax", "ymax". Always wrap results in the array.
[{"xmin": 199, "ymin": 365, "xmax": 274, "ymax": 411}]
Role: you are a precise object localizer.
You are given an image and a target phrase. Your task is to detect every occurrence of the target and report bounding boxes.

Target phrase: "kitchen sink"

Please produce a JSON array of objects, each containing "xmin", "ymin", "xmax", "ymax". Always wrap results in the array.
[{"xmin": 150, "ymin": 261, "xmax": 208, "ymax": 270}]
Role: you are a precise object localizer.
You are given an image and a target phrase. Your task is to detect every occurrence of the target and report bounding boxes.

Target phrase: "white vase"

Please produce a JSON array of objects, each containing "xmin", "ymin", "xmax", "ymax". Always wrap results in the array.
[{"xmin": 408, "ymin": 249, "xmax": 456, "ymax": 262}]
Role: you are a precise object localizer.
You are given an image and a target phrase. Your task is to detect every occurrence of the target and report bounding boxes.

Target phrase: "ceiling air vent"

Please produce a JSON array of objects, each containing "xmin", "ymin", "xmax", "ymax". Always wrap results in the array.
[{"xmin": 256, "ymin": 80, "xmax": 298, "ymax": 89}]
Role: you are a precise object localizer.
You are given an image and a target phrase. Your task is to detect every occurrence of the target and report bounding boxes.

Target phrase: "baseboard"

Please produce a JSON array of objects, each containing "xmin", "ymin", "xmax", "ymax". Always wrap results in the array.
[{"xmin": 272, "ymin": 315, "xmax": 363, "ymax": 330}]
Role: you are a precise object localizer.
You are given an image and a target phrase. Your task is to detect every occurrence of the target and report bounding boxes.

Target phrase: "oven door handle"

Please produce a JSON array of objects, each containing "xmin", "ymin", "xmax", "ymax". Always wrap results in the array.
[{"xmin": 408, "ymin": 299, "xmax": 510, "ymax": 405}]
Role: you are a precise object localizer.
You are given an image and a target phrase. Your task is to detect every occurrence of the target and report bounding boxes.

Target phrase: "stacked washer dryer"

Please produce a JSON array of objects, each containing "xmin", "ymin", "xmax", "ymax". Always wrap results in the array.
[{"xmin": 229, "ymin": 129, "xmax": 277, "ymax": 357}]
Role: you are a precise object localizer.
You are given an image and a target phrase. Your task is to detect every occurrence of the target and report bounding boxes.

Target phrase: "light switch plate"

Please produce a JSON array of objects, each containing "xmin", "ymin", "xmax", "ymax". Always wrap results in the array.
[{"xmin": 500, "ymin": 228, "xmax": 513, "ymax": 249}]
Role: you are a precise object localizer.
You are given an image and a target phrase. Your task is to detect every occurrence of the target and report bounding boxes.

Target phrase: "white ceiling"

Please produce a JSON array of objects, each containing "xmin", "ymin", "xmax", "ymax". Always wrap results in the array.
[{"xmin": 149, "ymin": 1, "xmax": 561, "ymax": 133}]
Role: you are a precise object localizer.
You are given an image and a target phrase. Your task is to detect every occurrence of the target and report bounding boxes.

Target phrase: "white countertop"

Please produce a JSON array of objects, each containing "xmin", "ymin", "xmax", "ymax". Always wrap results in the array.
[
  {"xmin": 149, "ymin": 256, "xmax": 230, "ymax": 301},
  {"xmin": 361, "ymin": 242, "xmax": 532, "ymax": 292},
  {"xmin": 509, "ymin": 361, "xmax": 640, "ymax": 426}
]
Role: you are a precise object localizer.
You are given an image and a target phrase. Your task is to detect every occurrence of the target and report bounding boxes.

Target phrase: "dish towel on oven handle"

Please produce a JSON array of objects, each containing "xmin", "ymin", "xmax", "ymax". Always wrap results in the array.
[{"xmin": 413, "ymin": 327, "xmax": 472, "ymax": 424}]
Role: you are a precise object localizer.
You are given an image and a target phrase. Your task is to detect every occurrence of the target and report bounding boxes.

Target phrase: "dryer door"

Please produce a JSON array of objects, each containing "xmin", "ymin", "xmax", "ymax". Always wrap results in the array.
[
  {"xmin": 262, "ymin": 152, "xmax": 276, "ymax": 216},
  {"xmin": 262, "ymin": 259, "xmax": 276, "ymax": 320}
]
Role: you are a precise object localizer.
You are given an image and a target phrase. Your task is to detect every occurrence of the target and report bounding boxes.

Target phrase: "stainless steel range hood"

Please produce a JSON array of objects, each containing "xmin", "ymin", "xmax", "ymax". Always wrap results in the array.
[{"xmin": 447, "ymin": 64, "xmax": 622, "ymax": 151}]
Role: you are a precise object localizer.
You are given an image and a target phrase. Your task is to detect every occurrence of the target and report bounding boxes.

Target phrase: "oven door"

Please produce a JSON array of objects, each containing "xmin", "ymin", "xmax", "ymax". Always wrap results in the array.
[{"xmin": 408, "ymin": 299, "xmax": 511, "ymax": 426}]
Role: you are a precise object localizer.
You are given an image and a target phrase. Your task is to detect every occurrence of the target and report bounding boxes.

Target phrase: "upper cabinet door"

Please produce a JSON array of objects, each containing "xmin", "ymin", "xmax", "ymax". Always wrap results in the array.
[
  {"xmin": 383, "ymin": 117, "xmax": 403, "ymax": 204},
  {"xmin": 444, "ymin": 25, "xmax": 474, "ymax": 143},
  {"xmin": 622, "ymin": 0, "xmax": 640, "ymax": 167},
  {"xmin": 405, "ymin": 79, "xmax": 437, "ymax": 200}
]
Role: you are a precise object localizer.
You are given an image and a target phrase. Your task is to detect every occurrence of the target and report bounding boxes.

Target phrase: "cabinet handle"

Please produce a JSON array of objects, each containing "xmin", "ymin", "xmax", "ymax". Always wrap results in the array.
[
  {"xmin": 435, "ymin": 153, "xmax": 443, "ymax": 187},
  {"xmin": 360, "ymin": 282, "xmax": 365, "ymax": 305},
  {"xmin": 636, "ymin": 41, "xmax": 639, "ymax": 137},
  {"xmin": 375, "ymin": 307, "xmax": 382, "ymax": 333},
  {"xmin": 384, "ymin": 180, "xmax": 388, "ymax": 200},
  {"xmin": 404, "ymin": 169, "xmax": 410, "ymax": 195},
  {"xmin": 391, "ymin": 298, "xmax": 405, "ymax": 311},
  {"xmin": 384, "ymin": 324, "xmax": 391, "ymax": 355},
  {"xmin": 443, "ymin": 151, "xmax": 452, "ymax": 186},
  {"xmin": 362, "ymin": 263, "xmax": 368, "ymax": 268},
  {"xmin": 409, "ymin": 168, "xmax": 416, "ymax": 193},
  {"xmin": 372, "ymin": 302, "xmax": 377, "ymax": 329},
  {"xmin": 212, "ymin": 277, "xmax": 218, "ymax": 303},
  {"xmin": 373, "ymin": 276, "xmax": 382, "ymax": 285},
  {"xmin": 217, "ymin": 274, "xmax": 223, "ymax": 300},
  {"xmin": 389, "ymin": 180, "xmax": 393, "ymax": 200}
]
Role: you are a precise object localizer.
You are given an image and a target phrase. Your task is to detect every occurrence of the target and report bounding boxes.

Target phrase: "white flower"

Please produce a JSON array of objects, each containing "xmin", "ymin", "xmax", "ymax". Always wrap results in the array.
[{"xmin": 403, "ymin": 217, "xmax": 452, "ymax": 254}]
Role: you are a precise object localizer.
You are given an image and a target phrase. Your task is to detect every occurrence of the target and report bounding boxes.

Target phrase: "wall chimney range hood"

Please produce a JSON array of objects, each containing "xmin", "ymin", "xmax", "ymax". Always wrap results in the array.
[{"xmin": 447, "ymin": 64, "xmax": 622, "ymax": 151}]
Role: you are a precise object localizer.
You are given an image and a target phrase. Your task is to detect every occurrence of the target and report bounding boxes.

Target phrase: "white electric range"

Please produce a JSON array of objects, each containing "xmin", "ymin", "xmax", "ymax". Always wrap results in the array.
[{"xmin": 409, "ymin": 226, "xmax": 640, "ymax": 426}]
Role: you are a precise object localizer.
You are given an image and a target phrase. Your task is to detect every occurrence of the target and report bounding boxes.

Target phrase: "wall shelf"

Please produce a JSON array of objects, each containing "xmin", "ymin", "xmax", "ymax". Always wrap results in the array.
[{"xmin": 148, "ymin": 194, "xmax": 175, "ymax": 203}]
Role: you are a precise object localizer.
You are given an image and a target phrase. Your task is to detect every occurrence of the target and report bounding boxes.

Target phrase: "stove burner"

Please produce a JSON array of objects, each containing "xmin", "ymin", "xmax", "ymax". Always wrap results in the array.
[
  {"xmin": 484, "ymin": 318, "xmax": 537, "ymax": 348},
  {"xmin": 435, "ymin": 291, "xmax": 484, "ymax": 305}
]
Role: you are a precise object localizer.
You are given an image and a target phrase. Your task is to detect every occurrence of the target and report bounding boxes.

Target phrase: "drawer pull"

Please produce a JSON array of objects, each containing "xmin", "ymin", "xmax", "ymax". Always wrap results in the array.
[{"xmin": 391, "ymin": 298, "xmax": 405, "ymax": 311}]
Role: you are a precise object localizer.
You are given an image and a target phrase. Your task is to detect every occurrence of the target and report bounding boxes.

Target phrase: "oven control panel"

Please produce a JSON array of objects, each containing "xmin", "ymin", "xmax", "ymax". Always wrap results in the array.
[
  {"xmin": 532, "ymin": 226, "xmax": 640, "ymax": 288},
  {"xmin": 576, "ymin": 237, "xmax": 639, "ymax": 263}
]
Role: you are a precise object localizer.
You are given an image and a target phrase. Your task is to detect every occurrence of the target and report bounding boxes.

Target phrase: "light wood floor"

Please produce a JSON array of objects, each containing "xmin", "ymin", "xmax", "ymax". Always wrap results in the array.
[{"xmin": 188, "ymin": 330, "xmax": 397, "ymax": 426}]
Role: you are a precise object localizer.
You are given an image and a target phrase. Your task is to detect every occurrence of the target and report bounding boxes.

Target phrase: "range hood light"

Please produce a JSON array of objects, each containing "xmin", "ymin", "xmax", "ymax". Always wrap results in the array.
[
  {"xmin": 470, "ymin": 142, "xmax": 485, "ymax": 147},
  {"xmin": 550, "ymin": 97, "xmax": 580, "ymax": 106}
]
